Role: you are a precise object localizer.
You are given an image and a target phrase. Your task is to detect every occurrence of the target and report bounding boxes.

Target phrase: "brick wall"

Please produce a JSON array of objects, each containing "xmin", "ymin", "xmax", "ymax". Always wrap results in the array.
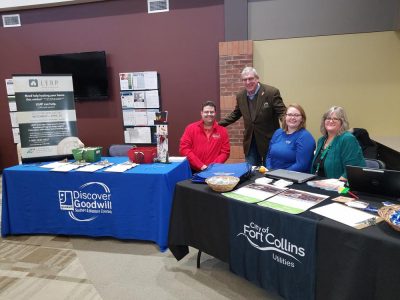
[{"xmin": 219, "ymin": 40, "xmax": 253, "ymax": 163}]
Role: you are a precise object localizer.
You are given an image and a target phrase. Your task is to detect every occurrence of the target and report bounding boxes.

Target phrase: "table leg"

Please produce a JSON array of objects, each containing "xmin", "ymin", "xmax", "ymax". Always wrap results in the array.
[{"xmin": 197, "ymin": 250, "xmax": 202, "ymax": 268}]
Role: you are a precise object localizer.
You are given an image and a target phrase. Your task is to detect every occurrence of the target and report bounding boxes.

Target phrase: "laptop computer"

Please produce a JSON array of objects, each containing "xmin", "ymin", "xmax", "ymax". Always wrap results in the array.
[
  {"xmin": 265, "ymin": 169, "xmax": 317, "ymax": 183},
  {"xmin": 346, "ymin": 165, "xmax": 400, "ymax": 199}
]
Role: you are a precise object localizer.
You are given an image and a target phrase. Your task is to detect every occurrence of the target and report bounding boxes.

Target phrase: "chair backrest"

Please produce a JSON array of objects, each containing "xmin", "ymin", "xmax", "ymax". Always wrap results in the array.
[
  {"xmin": 108, "ymin": 144, "xmax": 135, "ymax": 157},
  {"xmin": 365, "ymin": 158, "xmax": 386, "ymax": 169},
  {"xmin": 350, "ymin": 128, "xmax": 378, "ymax": 159}
]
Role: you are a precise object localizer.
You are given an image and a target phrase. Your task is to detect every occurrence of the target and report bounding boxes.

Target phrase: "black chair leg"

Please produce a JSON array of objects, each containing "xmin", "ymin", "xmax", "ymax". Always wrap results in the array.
[{"xmin": 197, "ymin": 250, "xmax": 202, "ymax": 268}]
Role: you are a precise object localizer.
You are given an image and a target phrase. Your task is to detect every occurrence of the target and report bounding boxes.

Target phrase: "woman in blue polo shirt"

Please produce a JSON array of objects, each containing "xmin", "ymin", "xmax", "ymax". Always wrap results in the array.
[{"xmin": 266, "ymin": 104, "xmax": 315, "ymax": 173}]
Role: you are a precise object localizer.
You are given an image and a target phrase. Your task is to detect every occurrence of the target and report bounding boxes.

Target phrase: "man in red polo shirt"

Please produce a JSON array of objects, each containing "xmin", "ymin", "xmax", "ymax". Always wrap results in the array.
[{"xmin": 179, "ymin": 101, "xmax": 230, "ymax": 172}]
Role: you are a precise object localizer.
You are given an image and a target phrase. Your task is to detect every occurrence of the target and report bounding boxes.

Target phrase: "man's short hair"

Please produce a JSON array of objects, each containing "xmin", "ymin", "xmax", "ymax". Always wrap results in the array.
[
  {"xmin": 241, "ymin": 67, "xmax": 259, "ymax": 78},
  {"xmin": 202, "ymin": 100, "xmax": 216, "ymax": 111}
]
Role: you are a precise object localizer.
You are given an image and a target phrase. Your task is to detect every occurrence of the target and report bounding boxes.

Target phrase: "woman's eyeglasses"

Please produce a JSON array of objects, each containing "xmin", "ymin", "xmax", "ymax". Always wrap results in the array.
[
  {"xmin": 325, "ymin": 117, "xmax": 341, "ymax": 122},
  {"xmin": 286, "ymin": 113, "xmax": 301, "ymax": 118}
]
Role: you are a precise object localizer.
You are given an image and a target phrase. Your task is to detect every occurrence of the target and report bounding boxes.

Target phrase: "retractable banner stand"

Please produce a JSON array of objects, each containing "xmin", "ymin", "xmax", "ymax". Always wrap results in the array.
[{"xmin": 13, "ymin": 75, "xmax": 80, "ymax": 163}]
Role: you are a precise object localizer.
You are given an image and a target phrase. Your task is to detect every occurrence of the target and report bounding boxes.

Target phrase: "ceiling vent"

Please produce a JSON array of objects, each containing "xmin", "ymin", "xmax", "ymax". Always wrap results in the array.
[
  {"xmin": 147, "ymin": 0, "xmax": 169, "ymax": 14},
  {"xmin": 2, "ymin": 14, "xmax": 21, "ymax": 27}
]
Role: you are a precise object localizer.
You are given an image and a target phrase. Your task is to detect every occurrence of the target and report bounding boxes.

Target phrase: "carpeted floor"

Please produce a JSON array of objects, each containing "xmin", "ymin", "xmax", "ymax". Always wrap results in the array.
[
  {"xmin": 0, "ymin": 235, "xmax": 101, "ymax": 300},
  {"xmin": 0, "ymin": 175, "xmax": 281, "ymax": 300}
]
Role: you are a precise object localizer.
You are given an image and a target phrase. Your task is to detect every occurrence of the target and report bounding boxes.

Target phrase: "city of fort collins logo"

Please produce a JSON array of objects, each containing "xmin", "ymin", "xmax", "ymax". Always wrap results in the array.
[
  {"xmin": 58, "ymin": 182, "xmax": 112, "ymax": 222},
  {"xmin": 237, "ymin": 221, "xmax": 305, "ymax": 268}
]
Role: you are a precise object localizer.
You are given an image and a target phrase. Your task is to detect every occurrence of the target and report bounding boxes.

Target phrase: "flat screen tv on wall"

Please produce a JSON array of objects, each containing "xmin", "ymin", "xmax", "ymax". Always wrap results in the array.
[{"xmin": 40, "ymin": 51, "xmax": 109, "ymax": 100}]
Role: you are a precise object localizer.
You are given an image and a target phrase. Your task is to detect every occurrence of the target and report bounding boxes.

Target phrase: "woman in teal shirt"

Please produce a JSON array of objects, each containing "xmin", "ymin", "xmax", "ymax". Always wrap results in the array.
[{"xmin": 311, "ymin": 106, "xmax": 365, "ymax": 180}]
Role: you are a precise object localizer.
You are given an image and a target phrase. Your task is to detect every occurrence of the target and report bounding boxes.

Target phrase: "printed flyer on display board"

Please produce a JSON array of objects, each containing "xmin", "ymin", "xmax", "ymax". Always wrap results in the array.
[
  {"xmin": 5, "ymin": 78, "xmax": 20, "ymax": 144},
  {"xmin": 13, "ymin": 75, "xmax": 81, "ymax": 162}
]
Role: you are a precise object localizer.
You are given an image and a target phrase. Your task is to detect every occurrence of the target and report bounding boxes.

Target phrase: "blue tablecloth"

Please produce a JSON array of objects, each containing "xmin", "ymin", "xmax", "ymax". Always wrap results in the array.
[{"xmin": 1, "ymin": 157, "xmax": 191, "ymax": 251}]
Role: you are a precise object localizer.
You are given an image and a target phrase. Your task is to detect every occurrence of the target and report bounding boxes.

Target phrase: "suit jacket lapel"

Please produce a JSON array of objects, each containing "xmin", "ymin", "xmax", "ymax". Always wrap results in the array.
[{"xmin": 253, "ymin": 85, "xmax": 266, "ymax": 121}]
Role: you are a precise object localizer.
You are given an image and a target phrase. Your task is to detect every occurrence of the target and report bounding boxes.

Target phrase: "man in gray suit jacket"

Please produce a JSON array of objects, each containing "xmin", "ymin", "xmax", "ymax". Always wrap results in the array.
[{"xmin": 219, "ymin": 67, "xmax": 286, "ymax": 166}]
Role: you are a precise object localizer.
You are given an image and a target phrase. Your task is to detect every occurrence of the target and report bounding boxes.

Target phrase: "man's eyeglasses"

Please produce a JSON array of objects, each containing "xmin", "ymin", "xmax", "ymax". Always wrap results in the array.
[
  {"xmin": 325, "ymin": 117, "xmax": 341, "ymax": 122},
  {"xmin": 242, "ymin": 77, "xmax": 255, "ymax": 82},
  {"xmin": 286, "ymin": 113, "xmax": 301, "ymax": 118},
  {"xmin": 202, "ymin": 111, "xmax": 215, "ymax": 115}
]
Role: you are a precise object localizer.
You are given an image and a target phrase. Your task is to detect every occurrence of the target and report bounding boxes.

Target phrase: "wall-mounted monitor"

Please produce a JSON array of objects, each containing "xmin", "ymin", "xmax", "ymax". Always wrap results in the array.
[{"xmin": 40, "ymin": 51, "xmax": 109, "ymax": 100}]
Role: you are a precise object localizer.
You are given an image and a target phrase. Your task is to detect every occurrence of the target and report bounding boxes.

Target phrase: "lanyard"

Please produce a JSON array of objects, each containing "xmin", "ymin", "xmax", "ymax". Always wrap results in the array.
[{"xmin": 314, "ymin": 143, "xmax": 331, "ymax": 175}]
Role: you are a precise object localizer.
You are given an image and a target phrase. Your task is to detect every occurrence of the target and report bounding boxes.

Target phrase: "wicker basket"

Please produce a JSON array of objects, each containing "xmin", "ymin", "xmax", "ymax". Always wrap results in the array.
[
  {"xmin": 205, "ymin": 175, "xmax": 240, "ymax": 193},
  {"xmin": 378, "ymin": 205, "xmax": 400, "ymax": 232}
]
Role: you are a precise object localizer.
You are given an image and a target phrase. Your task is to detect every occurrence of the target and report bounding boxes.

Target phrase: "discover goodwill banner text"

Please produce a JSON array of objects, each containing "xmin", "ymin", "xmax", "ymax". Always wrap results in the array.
[{"xmin": 13, "ymin": 75, "xmax": 79, "ymax": 162}]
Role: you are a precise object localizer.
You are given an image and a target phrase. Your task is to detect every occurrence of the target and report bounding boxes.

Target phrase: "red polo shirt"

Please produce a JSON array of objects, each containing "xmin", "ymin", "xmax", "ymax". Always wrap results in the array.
[{"xmin": 179, "ymin": 120, "xmax": 230, "ymax": 171}]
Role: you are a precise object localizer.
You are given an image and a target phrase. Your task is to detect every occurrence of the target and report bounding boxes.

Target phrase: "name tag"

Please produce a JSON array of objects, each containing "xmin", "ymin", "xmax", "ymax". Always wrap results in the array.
[{"xmin": 212, "ymin": 133, "xmax": 221, "ymax": 139}]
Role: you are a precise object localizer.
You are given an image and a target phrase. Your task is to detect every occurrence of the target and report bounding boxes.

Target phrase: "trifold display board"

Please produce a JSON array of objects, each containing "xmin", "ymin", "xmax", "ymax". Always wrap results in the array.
[
  {"xmin": 12, "ymin": 74, "xmax": 81, "ymax": 163},
  {"xmin": 119, "ymin": 71, "xmax": 161, "ymax": 145}
]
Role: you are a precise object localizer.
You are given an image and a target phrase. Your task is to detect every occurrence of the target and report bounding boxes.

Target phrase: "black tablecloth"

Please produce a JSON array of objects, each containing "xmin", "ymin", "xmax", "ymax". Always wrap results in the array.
[
  {"xmin": 168, "ymin": 177, "xmax": 400, "ymax": 299},
  {"xmin": 316, "ymin": 212, "xmax": 400, "ymax": 300},
  {"xmin": 168, "ymin": 181, "xmax": 230, "ymax": 262}
]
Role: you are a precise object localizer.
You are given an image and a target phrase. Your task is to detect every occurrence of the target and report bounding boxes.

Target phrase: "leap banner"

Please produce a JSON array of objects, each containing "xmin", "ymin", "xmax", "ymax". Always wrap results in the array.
[{"xmin": 13, "ymin": 75, "xmax": 80, "ymax": 163}]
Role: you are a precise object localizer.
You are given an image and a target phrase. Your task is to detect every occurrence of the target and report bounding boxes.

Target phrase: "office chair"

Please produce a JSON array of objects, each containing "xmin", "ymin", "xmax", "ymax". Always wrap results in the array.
[
  {"xmin": 108, "ymin": 144, "xmax": 135, "ymax": 157},
  {"xmin": 365, "ymin": 158, "xmax": 386, "ymax": 169},
  {"xmin": 350, "ymin": 128, "xmax": 378, "ymax": 159}
]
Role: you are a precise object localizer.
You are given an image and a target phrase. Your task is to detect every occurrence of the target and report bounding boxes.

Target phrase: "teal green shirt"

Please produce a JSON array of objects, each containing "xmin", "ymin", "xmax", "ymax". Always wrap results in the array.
[{"xmin": 311, "ymin": 131, "xmax": 366, "ymax": 179}]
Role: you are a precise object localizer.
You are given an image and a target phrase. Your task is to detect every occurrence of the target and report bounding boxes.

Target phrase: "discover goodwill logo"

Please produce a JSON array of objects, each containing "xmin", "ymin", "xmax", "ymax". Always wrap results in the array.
[
  {"xmin": 58, "ymin": 182, "xmax": 112, "ymax": 222},
  {"xmin": 237, "ymin": 221, "xmax": 305, "ymax": 268}
]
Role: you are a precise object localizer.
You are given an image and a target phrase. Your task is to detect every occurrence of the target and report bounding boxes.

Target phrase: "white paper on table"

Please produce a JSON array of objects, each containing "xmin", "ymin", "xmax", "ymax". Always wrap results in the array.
[
  {"xmin": 231, "ymin": 183, "xmax": 287, "ymax": 201},
  {"xmin": 104, "ymin": 163, "xmax": 137, "ymax": 172},
  {"xmin": 168, "ymin": 156, "xmax": 186, "ymax": 162},
  {"xmin": 273, "ymin": 179, "xmax": 293, "ymax": 188},
  {"xmin": 254, "ymin": 177, "xmax": 274, "ymax": 185},
  {"xmin": 41, "ymin": 161, "xmax": 71, "ymax": 169},
  {"xmin": 75, "ymin": 164, "xmax": 111, "ymax": 172},
  {"xmin": 311, "ymin": 202, "xmax": 381, "ymax": 228},
  {"xmin": 51, "ymin": 164, "xmax": 82, "ymax": 172},
  {"xmin": 265, "ymin": 189, "xmax": 328, "ymax": 211}
]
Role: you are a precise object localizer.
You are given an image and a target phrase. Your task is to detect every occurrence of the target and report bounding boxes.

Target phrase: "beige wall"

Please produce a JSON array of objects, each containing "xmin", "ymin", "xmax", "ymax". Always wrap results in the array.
[{"xmin": 254, "ymin": 31, "xmax": 400, "ymax": 151}]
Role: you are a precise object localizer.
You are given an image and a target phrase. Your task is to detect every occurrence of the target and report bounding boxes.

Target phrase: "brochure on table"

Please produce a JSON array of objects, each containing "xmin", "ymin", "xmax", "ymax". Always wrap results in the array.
[
  {"xmin": 258, "ymin": 188, "xmax": 329, "ymax": 214},
  {"xmin": 223, "ymin": 183, "xmax": 286, "ymax": 204},
  {"xmin": 311, "ymin": 203, "xmax": 383, "ymax": 229},
  {"xmin": 224, "ymin": 182, "xmax": 329, "ymax": 214}
]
